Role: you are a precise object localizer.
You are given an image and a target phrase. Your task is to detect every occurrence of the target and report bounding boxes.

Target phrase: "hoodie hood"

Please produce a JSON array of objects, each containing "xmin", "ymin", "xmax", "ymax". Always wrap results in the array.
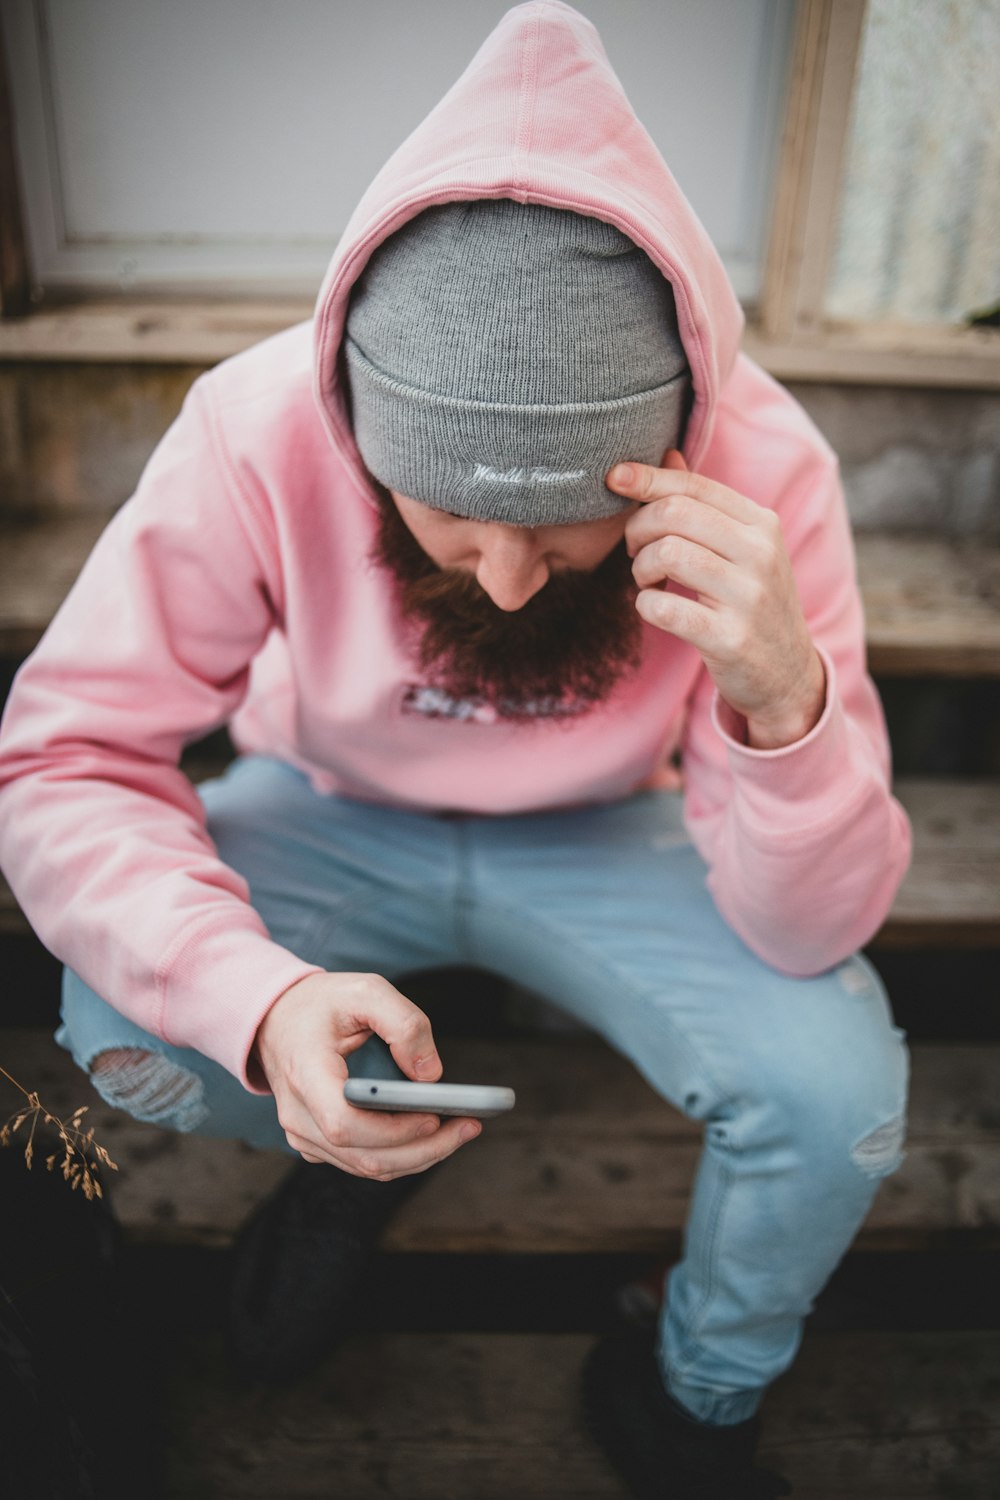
[{"xmin": 313, "ymin": 0, "xmax": 745, "ymax": 498}]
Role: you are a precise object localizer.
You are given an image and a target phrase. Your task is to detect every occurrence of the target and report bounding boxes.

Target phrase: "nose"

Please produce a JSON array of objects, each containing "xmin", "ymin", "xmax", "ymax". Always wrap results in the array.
[{"xmin": 475, "ymin": 529, "xmax": 549, "ymax": 611}]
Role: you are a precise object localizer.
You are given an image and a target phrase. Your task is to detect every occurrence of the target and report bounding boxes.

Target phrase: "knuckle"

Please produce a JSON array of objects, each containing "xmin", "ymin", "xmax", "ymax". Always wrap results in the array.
[
  {"xmin": 315, "ymin": 1109, "xmax": 342, "ymax": 1144},
  {"xmin": 744, "ymin": 576, "xmax": 766, "ymax": 611},
  {"xmin": 357, "ymin": 1153, "xmax": 384, "ymax": 1179},
  {"xmin": 727, "ymin": 619, "xmax": 750, "ymax": 655},
  {"xmin": 750, "ymin": 523, "xmax": 778, "ymax": 561},
  {"xmin": 398, "ymin": 1011, "xmax": 428, "ymax": 1046},
  {"xmin": 657, "ymin": 534, "xmax": 682, "ymax": 569}
]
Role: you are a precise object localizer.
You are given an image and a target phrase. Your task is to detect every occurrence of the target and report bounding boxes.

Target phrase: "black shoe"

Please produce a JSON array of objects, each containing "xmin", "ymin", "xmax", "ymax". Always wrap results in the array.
[
  {"xmin": 581, "ymin": 1328, "xmax": 792, "ymax": 1500},
  {"xmin": 226, "ymin": 1159, "xmax": 426, "ymax": 1381}
]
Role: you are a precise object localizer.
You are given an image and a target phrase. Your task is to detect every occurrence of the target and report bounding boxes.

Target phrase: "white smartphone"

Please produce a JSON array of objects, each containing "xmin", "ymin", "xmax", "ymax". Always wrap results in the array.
[{"xmin": 343, "ymin": 1078, "xmax": 515, "ymax": 1118}]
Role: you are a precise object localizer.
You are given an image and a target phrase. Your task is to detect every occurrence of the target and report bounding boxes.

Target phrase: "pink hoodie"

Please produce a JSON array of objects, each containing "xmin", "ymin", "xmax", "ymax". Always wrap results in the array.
[{"xmin": 0, "ymin": 1, "xmax": 912, "ymax": 1092}]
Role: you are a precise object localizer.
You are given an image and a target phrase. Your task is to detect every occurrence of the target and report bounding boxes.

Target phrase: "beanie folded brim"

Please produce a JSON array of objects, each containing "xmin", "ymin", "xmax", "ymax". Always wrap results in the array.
[{"xmin": 344, "ymin": 338, "xmax": 691, "ymax": 526}]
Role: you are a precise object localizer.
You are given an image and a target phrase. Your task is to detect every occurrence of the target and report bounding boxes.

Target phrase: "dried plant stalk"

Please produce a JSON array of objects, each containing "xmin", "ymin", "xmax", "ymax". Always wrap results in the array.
[{"xmin": 0, "ymin": 1063, "xmax": 118, "ymax": 1201}]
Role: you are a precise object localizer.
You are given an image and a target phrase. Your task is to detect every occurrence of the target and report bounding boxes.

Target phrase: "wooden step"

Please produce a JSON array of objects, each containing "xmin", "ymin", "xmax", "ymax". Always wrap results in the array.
[
  {"xmin": 857, "ymin": 532, "xmax": 1000, "ymax": 677},
  {"xmin": 2, "ymin": 514, "xmax": 999, "ymax": 673},
  {"xmin": 2, "ymin": 1030, "xmax": 997, "ymax": 1254},
  {"xmin": 878, "ymin": 776, "xmax": 1000, "ymax": 947},
  {"xmin": 2, "ymin": 775, "xmax": 997, "ymax": 942},
  {"xmin": 158, "ymin": 1327, "xmax": 1000, "ymax": 1498}
]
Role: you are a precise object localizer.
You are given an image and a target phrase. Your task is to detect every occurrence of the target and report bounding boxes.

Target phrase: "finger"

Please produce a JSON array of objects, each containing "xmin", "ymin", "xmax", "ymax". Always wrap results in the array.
[
  {"xmin": 335, "ymin": 1103, "xmax": 446, "ymax": 1148},
  {"xmin": 284, "ymin": 1103, "xmax": 442, "ymax": 1160},
  {"xmin": 276, "ymin": 1079, "xmax": 444, "ymax": 1153},
  {"xmin": 338, "ymin": 978, "xmax": 443, "ymax": 1082},
  {"xmin": 626, "ymin": 497, "xmax": 747, "ymax": 568},
  {"xmin": 608, "ymin": 461, "xmax": 759, "ymax": 524},
  {"xmin": 635, "ymin": 587, "xmax": 720, "ymax": 651},
  {"xmin": 325, "ymin": 1115, "xmax": 483, "ymax": 1181},
  {"xmin": 631, "ymin": 533, "xmax": 742, "ymax": 603}
]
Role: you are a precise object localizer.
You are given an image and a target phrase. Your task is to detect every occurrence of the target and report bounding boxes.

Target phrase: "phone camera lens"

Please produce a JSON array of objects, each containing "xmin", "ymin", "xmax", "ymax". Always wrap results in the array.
[{"xmin": 370, "ymin": 1086, "xmax": 378, "ymax": 1095}]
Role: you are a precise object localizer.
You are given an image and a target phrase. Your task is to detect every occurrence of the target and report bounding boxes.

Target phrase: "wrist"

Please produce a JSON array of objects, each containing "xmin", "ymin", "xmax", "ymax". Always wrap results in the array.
[{"xmin": 744, "ymin": 649, "xmax": 826, "ymax": 750}]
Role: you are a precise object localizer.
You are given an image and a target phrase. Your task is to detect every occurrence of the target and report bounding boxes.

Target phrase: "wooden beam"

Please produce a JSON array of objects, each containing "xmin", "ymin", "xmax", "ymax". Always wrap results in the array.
[
  {"xmin": 744, "ymin": 319, "xmax": 1000, "ymax": 391},
  {"xmin": 759, "ymin": 0, "xmax": 868, "ymax": 342},
  {"xmin": 0, "ymin": 296, "xmax": 313, "ymax": 361}
]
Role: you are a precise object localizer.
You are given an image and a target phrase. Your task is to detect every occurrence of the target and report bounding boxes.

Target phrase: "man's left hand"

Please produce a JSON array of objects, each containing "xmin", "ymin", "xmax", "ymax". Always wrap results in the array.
[{"xmin": 609, "ymin": 449, "xmax": 826, "ymax": 750}]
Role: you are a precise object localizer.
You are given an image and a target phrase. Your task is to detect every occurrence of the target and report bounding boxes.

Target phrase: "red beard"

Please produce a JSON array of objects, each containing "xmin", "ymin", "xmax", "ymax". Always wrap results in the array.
[{"xmin": 367, "ymin": 483, "xmax": 644, "ymax": 724}]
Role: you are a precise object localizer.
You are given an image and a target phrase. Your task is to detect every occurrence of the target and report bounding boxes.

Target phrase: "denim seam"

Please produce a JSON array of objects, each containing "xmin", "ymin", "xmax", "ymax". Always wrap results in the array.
[
  {"xmin": 669, "ymin": 1152, "xmax": 736, "ymax": 1377},
  {"xmin": 470, "ymin": 889, "xmax": 735, "ymax": 1117},
  {"xmin": 452, "ymin": 821, "xmax": 475, "ymax": 964}
]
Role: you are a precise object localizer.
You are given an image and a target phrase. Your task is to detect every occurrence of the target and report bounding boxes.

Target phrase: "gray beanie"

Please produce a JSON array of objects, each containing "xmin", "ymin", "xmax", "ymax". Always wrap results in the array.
[{"xmin": 342, "ymin": 198, "xmax": 691, "ymax": 527}]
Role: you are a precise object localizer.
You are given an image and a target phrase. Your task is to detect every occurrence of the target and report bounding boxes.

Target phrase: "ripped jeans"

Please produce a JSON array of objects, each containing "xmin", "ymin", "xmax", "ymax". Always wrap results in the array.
[{"xmin": 56, "ymin": 754, "xmax": 909, "ymax": 1424}]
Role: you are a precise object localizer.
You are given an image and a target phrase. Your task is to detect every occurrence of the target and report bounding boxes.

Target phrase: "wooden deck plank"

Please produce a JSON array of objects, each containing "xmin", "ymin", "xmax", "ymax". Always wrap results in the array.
[
  {"xmin": 2, "ymin": 1030, "xmax": 998, "ymax": 1254},
  {"xmin": 3, "ymin": 775, "xmax": 997, "ymax": 941},
  {"xmin": 2, "ymin": 516, "xmax": 999, "ymax": 674},
  {"xmin": 886, "ymin": 778, "xmax": 1000, "ymax": 945},
  {"xmin": 858, "ymin": 532, "xmax": 1000, "ymax": 678},
  {"xmin": 160, "ymin": 1328, "xmax": 1000, "ymax": 1498},
  {"xmin": 0, "ymin": 511, "xmax": 110, "ymax": 657}
]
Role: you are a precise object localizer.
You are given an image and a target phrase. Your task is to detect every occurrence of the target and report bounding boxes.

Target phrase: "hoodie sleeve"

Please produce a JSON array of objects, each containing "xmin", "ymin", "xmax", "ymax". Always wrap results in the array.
[
  {"xmin": 678, "ymin": 445, "xmax": 913, "ymax": 976},
  {"xmin": 0, "ymin": 376, "xmax": 323, "ymax": 1092}
]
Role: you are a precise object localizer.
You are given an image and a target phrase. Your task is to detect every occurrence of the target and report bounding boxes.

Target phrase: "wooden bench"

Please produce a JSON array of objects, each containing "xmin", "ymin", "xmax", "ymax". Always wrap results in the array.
[{"xmin": 4, "ymin": 1028, "xmax": 997, "ymax": 1255}]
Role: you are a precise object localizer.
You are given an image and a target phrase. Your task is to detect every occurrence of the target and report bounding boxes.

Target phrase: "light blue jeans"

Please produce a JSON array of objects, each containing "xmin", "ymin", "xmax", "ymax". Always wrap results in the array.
[{"xmin": 56, "ymin": 753, "xmax": 909, "ymax": 1424}]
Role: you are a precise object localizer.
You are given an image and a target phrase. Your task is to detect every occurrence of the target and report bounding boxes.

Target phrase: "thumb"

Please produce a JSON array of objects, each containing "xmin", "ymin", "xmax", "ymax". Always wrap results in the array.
[{"xmin": 663, "ymin": 447, "xmax": 688, "ymax": 471}]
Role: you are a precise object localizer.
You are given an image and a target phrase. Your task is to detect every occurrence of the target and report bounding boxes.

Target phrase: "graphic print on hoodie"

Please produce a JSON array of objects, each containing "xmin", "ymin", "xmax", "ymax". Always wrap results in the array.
[{"xmin": 0, "ymin": 2, "xmax": 912, "ymax": 1090}]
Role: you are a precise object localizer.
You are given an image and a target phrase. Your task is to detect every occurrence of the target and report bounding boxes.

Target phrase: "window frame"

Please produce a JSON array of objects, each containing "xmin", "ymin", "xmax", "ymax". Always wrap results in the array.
[
  {"xmin": 1, "ymin": 0, "xmax": 998, "ymax": 388},
  {"xmin": 751, "ymin": 0, "xmax": 1000, "ymax": 388}
]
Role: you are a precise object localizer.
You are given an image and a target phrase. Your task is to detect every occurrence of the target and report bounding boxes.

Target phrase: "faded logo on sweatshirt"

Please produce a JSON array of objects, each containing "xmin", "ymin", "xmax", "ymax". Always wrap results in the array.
[{"xmin": 400, "ymin": 684, "xmax": 586, "ymax": 725}]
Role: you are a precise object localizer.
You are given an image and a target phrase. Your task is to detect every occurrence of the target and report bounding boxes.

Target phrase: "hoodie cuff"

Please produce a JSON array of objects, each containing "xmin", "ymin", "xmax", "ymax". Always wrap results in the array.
[
  {"xmin": 158, "ymin": 922, "xmax": 325, "ymax": 1094},
  {"xmin": 709, "ymin": 643, "xmax": 854, "ymax": 841}
]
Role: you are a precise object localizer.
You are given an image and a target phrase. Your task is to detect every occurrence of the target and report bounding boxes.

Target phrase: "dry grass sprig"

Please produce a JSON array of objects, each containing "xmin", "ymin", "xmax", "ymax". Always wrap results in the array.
[{"xmin": 0, "ymin": 1063, "xmax": 119, "ymax": 1201}]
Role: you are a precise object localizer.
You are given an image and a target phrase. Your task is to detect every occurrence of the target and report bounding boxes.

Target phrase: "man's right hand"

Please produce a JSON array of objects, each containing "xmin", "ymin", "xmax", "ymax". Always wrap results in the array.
[{"xmin": 251, "ymin": 971, "xmax": 481, "ymax": 1180}]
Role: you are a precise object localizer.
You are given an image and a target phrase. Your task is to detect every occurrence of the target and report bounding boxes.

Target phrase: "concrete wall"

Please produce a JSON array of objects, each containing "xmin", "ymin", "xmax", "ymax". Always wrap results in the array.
[{"xmin": 793, "ymin": 383, "xmax": 1000, "ymax": 541}]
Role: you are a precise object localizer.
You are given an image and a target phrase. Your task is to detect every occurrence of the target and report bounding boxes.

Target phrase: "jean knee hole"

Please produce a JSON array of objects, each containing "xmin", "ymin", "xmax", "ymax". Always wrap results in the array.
[
  {"xmin": 88, "ymin": 1048, "xmax": 210, "ymax": 1132},
  {"xmin": 850, "ymin": 1111, "xmax": 907, "ymax": 1180},
  {"xmin": 838, "ymin": 958, "xmax": 875, "ymax": 997}
]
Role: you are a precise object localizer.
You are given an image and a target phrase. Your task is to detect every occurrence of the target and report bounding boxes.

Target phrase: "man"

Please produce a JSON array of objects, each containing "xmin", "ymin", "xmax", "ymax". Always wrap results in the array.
[{"xmin": 0, "ymin": 4, "xmax": 911, "ymax": 1496}]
